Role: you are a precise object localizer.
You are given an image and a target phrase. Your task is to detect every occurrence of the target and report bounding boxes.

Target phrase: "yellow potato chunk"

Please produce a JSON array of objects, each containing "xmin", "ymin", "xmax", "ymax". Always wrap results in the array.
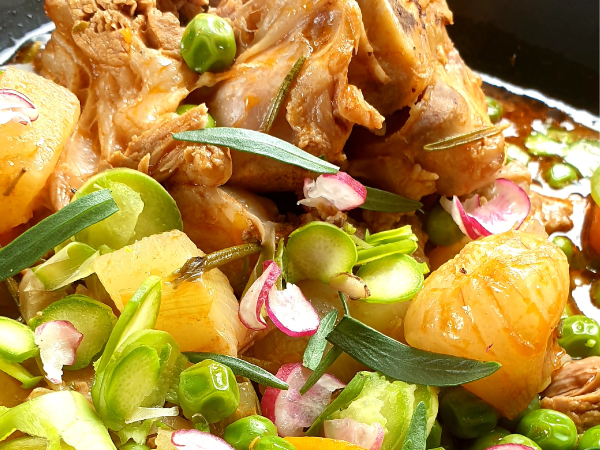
[
  {"xmin": 404, "ymin": 230, "xmax": 569, "ymax": 419},
  {"xmin": 0, "ymin": 67, "xmax": 80, "ymax": 234},
  {"xmin": 94, "ymin": 230, "xmax": 249, "ymax": 356}
]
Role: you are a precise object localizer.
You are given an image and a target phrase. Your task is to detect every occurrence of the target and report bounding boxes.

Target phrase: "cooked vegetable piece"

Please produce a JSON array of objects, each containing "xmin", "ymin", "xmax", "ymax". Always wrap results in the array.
[
  {"xmin": 551, "ymin": 236, "xmax": 575, "ymax": 265},
  {"xmin": 0, "ymin": 437, "xmax": 74, "ymax": 450},
  {"xmin": 439, "ymin": 387, "xmax": 499, "ymax": 440},
  {"xmin": 253, "ymin": 436, "xmax": 297, "ymax": 450},
  {"xmin": 558, "ymin": 315, "xmax": 600, "ymax": 358},
  {"xmin": 223, "ymin": 415, "xmax": 277, "ymax": 450},
  {"xmin": 497, "ymin": 434, "xmax": 541, "ymax": 450},
  {"xmin": 120, "ymin": 444, "xmax": 150, "ymax": 450},
  {"xmin": 29, "ymin": 295, "xmax": 117, "ymax": 369},
  {"xmin": 0, "ymin": 358, "xmax": 42, "ymax": 389},
  {"xmin": 181, "ymin": 13, "xmax": 236, "ymax": 74},
  {"xmin": 486, "ymin": 97, "xmax": 503, "ymax": 123},
  {"xmin": 525, "ymin": 133, "xmax": 566, "ymax": 157},
  {"xmin": 578, "ymin": 424, "xmax": 600, "ymax": 450},
  {"xmin": 0, "ymin": 317, "xmax": 37, "ymax": 362},
  {"xmin": 32, "ymin": 242, "xmax": 99, "ymax": 291},
  {"xmin": 285, "ymin": 222, "xmax": 358, "ymax": 283},
  {"xmin": 73, "ymin": 168, "xmax": 182, "ymax": 250},
  {"xmin": 515, "ymin": 409, "xmax": 577, "ymax": 450},
  {"xmin": 425, "ymin": 421, "xmax": 442, "ymax": 450},
  {"xmin": 177, "ymin": 105, "xmax": 216, "ymax": 128},
  {"xmin": 425, "ymin": 204, "xmax": 463, "ymax": 247},
  {"xmin": 592, "ymin": 166, "xmax": 600, "ymax": 205},
  {"xmin": 356, "ymin": 240, "xmax": 418, "ymax": 265},
  {"xmin": 355, "ymin": 254, "xmax": 424, "ymax": 303},
  {"xmin": 178, "ymin": 359, "xmax": 240, "ymax": 423},
  {"xmin": 0, "ymin": 391, "xmax": 116, "ymax": 450},
  {"xmin": 544, "ymin": 163, "xmax": 579, "ymax": 189},
  {"xmin": 505, "ymin": 144, "xmax": 531, "ymax": 166}
]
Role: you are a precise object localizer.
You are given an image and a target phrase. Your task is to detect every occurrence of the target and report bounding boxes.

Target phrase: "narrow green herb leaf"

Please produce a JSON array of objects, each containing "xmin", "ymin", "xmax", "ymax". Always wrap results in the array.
[
  {"xmin": 184, "ymin": 352, "xmax": 289, "ymax": 390},
  {"xmin": 169, "ymin": 243, "xmax": 262, "ymax": 285},
  {"xmin": 365, "ymin": 225, "xmax": 415, "ymax": 245},
  {"xmin": 173, "ymin": 128, "xmax": 339, "ymax": 174},
  {"xmin": 327, "ymin": 316, "xmax": 501, "ymax": 386},
  {"xmin": 306, "ymin": 372, "xmax": 366, "ymax": 436},
  {"xmin": 338, "ymin": 292, "xmax": 350, "ymax": 317},
  {"xmin": 424, "ymin": 124, "xmax": 509, "ymax": 151},
  {"xmin": 356, "ymin": 240, "xmax": 418, "ymax": 265},
  {"xmin": 361, "ymin": 187, "xmax": 423, "ymax": 213},
  {"xmin": 299, "ymin": 346, "xmax": 343, "ymax": 395},
  {"xmin": 303, "ymin": 310, "xmax": 338, "ymax": 370},
  {"xmin": 0, "ymin": 189, "xmax": 118, "ymax": 283},
  {"xmin": 401, "ymin": 401, "xmax": 428, "ymax": 450},
  {"xmin": 0, "ymin": 357, "xmax": 42, "ymax": 389},
  {"xmin": 262, "ymin": 56, "xmax": 306, "ymax": 134}
]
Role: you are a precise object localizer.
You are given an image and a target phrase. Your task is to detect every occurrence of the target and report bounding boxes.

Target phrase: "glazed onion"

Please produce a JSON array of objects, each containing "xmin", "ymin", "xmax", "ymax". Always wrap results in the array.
[
  {"xmin": 323, "ymin": 418, "xmax": 384, "ymax": 450},
  {"xmin": 299, "ymin": 172, "xmax": 367, "ymax": 211},
  {"xmin": 34, "ymin": 320, "xmax": 83, "ymax": 384}
]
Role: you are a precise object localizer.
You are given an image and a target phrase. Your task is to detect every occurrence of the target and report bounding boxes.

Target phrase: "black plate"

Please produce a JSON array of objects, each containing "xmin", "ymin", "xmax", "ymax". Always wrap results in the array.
[{"xmin": 0, "ymin": 0, "xmax": 598, "ymax": 114}]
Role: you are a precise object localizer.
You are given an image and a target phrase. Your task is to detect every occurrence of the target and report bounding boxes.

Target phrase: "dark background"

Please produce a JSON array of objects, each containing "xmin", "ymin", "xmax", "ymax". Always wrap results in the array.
[{"xmin": 0, "ymin": 0, "xmax": 598, "ymax": 114}]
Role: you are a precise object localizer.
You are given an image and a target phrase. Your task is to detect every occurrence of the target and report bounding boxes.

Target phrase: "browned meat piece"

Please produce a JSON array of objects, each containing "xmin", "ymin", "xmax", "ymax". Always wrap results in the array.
[
  {"xmin": 542, "ymin": 357, "xmax": 600, "ymax": 432},
  {"xmin": 530, "ymin": 191, "xmax": 574, "ymax": 234}
]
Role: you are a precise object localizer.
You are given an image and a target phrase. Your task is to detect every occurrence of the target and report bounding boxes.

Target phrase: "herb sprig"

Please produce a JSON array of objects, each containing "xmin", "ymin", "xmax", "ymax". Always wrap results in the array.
[
  {"xmin": 401, "ymin": 401, "xmax": 428, "ymax": 450},
  {"xmin": 302, "ymin": 310, "xmax": 338, "ymax": 370},
  {"xmin": 424, "ymin": 123, "xmax": 509, "ymax": 151}
]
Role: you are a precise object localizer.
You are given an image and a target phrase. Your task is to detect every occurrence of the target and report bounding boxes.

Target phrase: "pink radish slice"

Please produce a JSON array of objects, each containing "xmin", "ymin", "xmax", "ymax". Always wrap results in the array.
[
  {"xmin": 328, "ymin": 272, "xmax": 370, "ymax": 299},
  {"xmin": 266, "ymin": 284, "xmax": 320, "ymax": 337},
  {"xmin": 323, "ymin": 418, "xmax": 384, "ymax": 450},
  {"xmin": 262, "ymin": 363, "xmax": 346, "ymax": 437},
  {"xmin": 486, "ymin": 446, "xmax": 534, "ymax": 450},
  {"xmin": 0, "ymin": 89, "xmax": 39, "ymax": 124},
  {"xmin": 171, "ymin": 429, "xmax": 234, "ymax": 449},
  {"xmin": 239, "ymin": 260, "xmax": 281, "ymax": 331},
  {"xmin": 34, "ymin": 320, "xmax": 83, "ymax": 384},
  {"xmin": 299, "ymin": 172, "xmax": 367, "ymax": 211},
  {"xmin": 440, "ymin": 179, "xmax": 530, "ymax": 240}
]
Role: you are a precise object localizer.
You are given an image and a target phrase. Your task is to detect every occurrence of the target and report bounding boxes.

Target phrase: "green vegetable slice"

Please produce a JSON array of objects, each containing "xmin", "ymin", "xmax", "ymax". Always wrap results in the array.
[
  {"xmin": 361, "ymin": 187, "xmax": 423, "ymax": 213},
  {"xmin": 0, "ymin": 437, "xmax": 73, "ymax": 450},
  {"xmin": 0, "ymin": 391, "xmax": 116, "ymax": 450},
  {"xmin": 185, "ymin": 352, "xmax": 289, "ymax": 390},
  {"xmin": 505, "ymin": 144, "xmax": 531, "ymax": 166},
  {"xmin": 592, "ymin": 166, "xmax": 600, "ymax": 205},
  {"xmin": 364, "ymin": 225, "xmax": 415, "ymax": 246},
  {"xmin": 0, "ymin": 358, "xmax": 42, "ymax": 389},
  {"xmin": 0, "ymin": 317, "xmax": 38, "ymax": 363},
  {"xmin": 485, "ymin": 97, "xmax": 503, "ymax": 123},
  {"xmin": 356, "ymin": 240, "xmax": 418, "ymax": 266},
  {"xmin": 356, "ymin": 254, "xmax": 424, "ymax": 303},
  {"xmin": 327, "ymin": 316, "xmax": 501, "ymax": 386},
  {"xmin": 303, "ymin": 310, "xmax": 338, "ymax": 370},
  {"xmin": 285, "ymin": 222, "xmax": 357, "ymax": 283},
  {"xmin": 524, "ymin": 132, "xmax": 566, "ymax": 157},
  {"xmin": 305, "ymin": 372, "xmax": 366, "ymax": 436},
  {"xmin": 0, "ymin": 189, "xmax": 118, "ymax": 283},
  {"xmin": 73, "ymin": 168, "xmax": 183, "ymax": 250},
  {"xmin": 32, "ymin": 242, "xmax": 99, "ymax": 291},
  {"xmin": 95, "ymin": 276, "xmax": 162, "ymax": 374},
  {"xmin": 29, "ymin": 295, "xmax": 117, "ymax": 370}
]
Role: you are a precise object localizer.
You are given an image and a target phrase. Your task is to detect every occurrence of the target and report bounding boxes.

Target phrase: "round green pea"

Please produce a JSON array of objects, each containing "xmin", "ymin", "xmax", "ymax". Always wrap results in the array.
[
  {"xmin": 499, "ymin": 395, "xmax": 542, "ymax": 432},
  {"xmin": 181, "ymin": 13, "xmax": 236, "ymax": 74},
  {"xmin": 552, "ymin": 236, "xmax": 575, "ymax": 265},
  {"xmin": 498, "ymin": 434, "xmax": 542, "ymax": 450},
  {"xmin": 425, "ymin": 203, "xmax": 464, "ymax": 247},
  {"xmin": 176, "ymin": 105, "xmax": 217, "ymax": 128},
  {"xmin": 469, "ymin": 427, "xmax": 510, "ymax": 450},
  {"xmin": 516, "ymin": 409, "xmax": 578, "ymax": 450},
  {"xmin": 486, "ymin": 97, "xmax": 503, "ymax": 123},
  {"xmin": 252, "ymin": 436, "xmax": 296, "ymax": 450},
  {"xmin": 578, "ymin": 424, "xmax": 600, "ymax": 450},
  {"xmin": 440, "ymin": 387, "xmax": 499, "ymax": 440},
  {"xmin": 223, "ymin": 415, "xmax": 277, "ymax": 450},
  {"xmin": 544, "ymin": 163, "xmax": 579, "ymax": 189},
  {"xmin": 559, "ymin": 315, "xmax": 600, "ymax": 359},
  {"xmin": 177, "ymin": 359, "xmax": 240, "ymax": 423}
]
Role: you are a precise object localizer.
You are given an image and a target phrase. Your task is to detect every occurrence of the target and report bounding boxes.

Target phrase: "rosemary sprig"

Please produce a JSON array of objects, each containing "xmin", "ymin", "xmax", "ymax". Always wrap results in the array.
[
  {"xmin": 361, "ymin": 187, "xmax": 423, "ymax": 213},
  {"xmin": 262, "ymin": 56, "xmax": 306, "ymax": 134},
  {"xmin": 424, "ymin": 123, "xmax": 510, "ymax": 151},
  {"xmin": 401, "ymin": 401, "xmax": 428, "ymax": 450},
  {"xmin": 302, "ymin": 310, "xmax": 338, "ymax": 370},
  {"xmin": 299, "ymin": 345, "xmax": 343, "ymax": 395}
]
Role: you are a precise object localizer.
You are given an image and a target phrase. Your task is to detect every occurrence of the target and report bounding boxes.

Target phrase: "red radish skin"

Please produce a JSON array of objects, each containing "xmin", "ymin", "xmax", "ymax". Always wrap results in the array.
[
  {"xmin": 0, "ymin": 88, "xmax": 39, "ymax": 125},
  {"xmin": 266, "ymin": 284, "xmax": 320, "ymax": 337},
  {"xmin": 171, "ymin": 429, "xmax": 235, "ymax": 449},
  {"xmin": 299, "ymin": 172, "xmax": 367, "ymax": 211},
  {"xmin": 441, "ymin": 179, "xmax": 530, "ymax": 240},
  {"xmin": 239, "ymin": 260, "xmax": 281, "ymax": 330},
  {"xmin": 34, "ymin": 320, "xmax": 83, "ymax": 384},
  {"xmin": 323, "ymin": 418, "xmax": 384, "ymax": 450},
  {"xmin": 262, "ymin": 363, "xmax": 346, "ymax": 437}
]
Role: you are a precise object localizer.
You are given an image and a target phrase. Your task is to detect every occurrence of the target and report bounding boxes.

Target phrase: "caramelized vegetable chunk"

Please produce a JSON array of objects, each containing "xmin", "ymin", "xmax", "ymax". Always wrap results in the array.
[{"xmin": 404, "ymin": 230, "xmax": 569, "ymax": 418}]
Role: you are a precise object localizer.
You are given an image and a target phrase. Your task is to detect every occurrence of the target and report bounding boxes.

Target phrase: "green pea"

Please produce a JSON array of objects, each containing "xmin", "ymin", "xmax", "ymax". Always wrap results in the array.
[
  {"xmin": 177, "ymin": 359, "xmax": 240, "ymax": 423},
  {"xmin": 578, "ymin": 424, "xmax": 600, "ymax": 450},
  {"xmin": 427, "ymin": 420, "xmax": 443, "ymax": 449},
  {"xmin": 516, "ymin": 409, "xmax": 577, "ymax": 450},
  {"xmin": 505, "ymin": 144, "xmax": 531, "ymax": 166},
  {"xmin": 181, "ymin": 13, "xmax": 236, "ymax": 74},
  {"xmin": 469, "ymin": 427, "xmax": 510, "ymax": 450},
  {"xmin": 486, "ymin": 97, "xmax": 503, "ymax": 123},
  {"xmin": 498, "ymin": 434, "xmax": 542, "ymax": 450},
  {"xmin": 439, "ymin": 387, "xmax": 499, "ymax": 440},
  {"xmin": 252, "ymin": 436, "xmax": 296, "ymax": 450},
  {"xmin": 499, "ymin": 395, "xmax": 542, "ymax": 432},
  {"xmin": 425, "ymin": 203, "xmax": 464, "ymax": 247},
  {"xmin": 544, "ymin": 163, "xmax": 579, "ymax": 189},
  {"xmin": 223, "ymin": 415, "xmax": 277, "ymax": 450},
  {"xmin": 559, "ymin": 315, "xmax": 600, "ymax": 359},
  {"xmin": 176, "ymin": 105, "xmax": 217, "ymax": 128},
  {"xmin": 552, "ymin": 236, "xmax": 575, "ymax": 265}
]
